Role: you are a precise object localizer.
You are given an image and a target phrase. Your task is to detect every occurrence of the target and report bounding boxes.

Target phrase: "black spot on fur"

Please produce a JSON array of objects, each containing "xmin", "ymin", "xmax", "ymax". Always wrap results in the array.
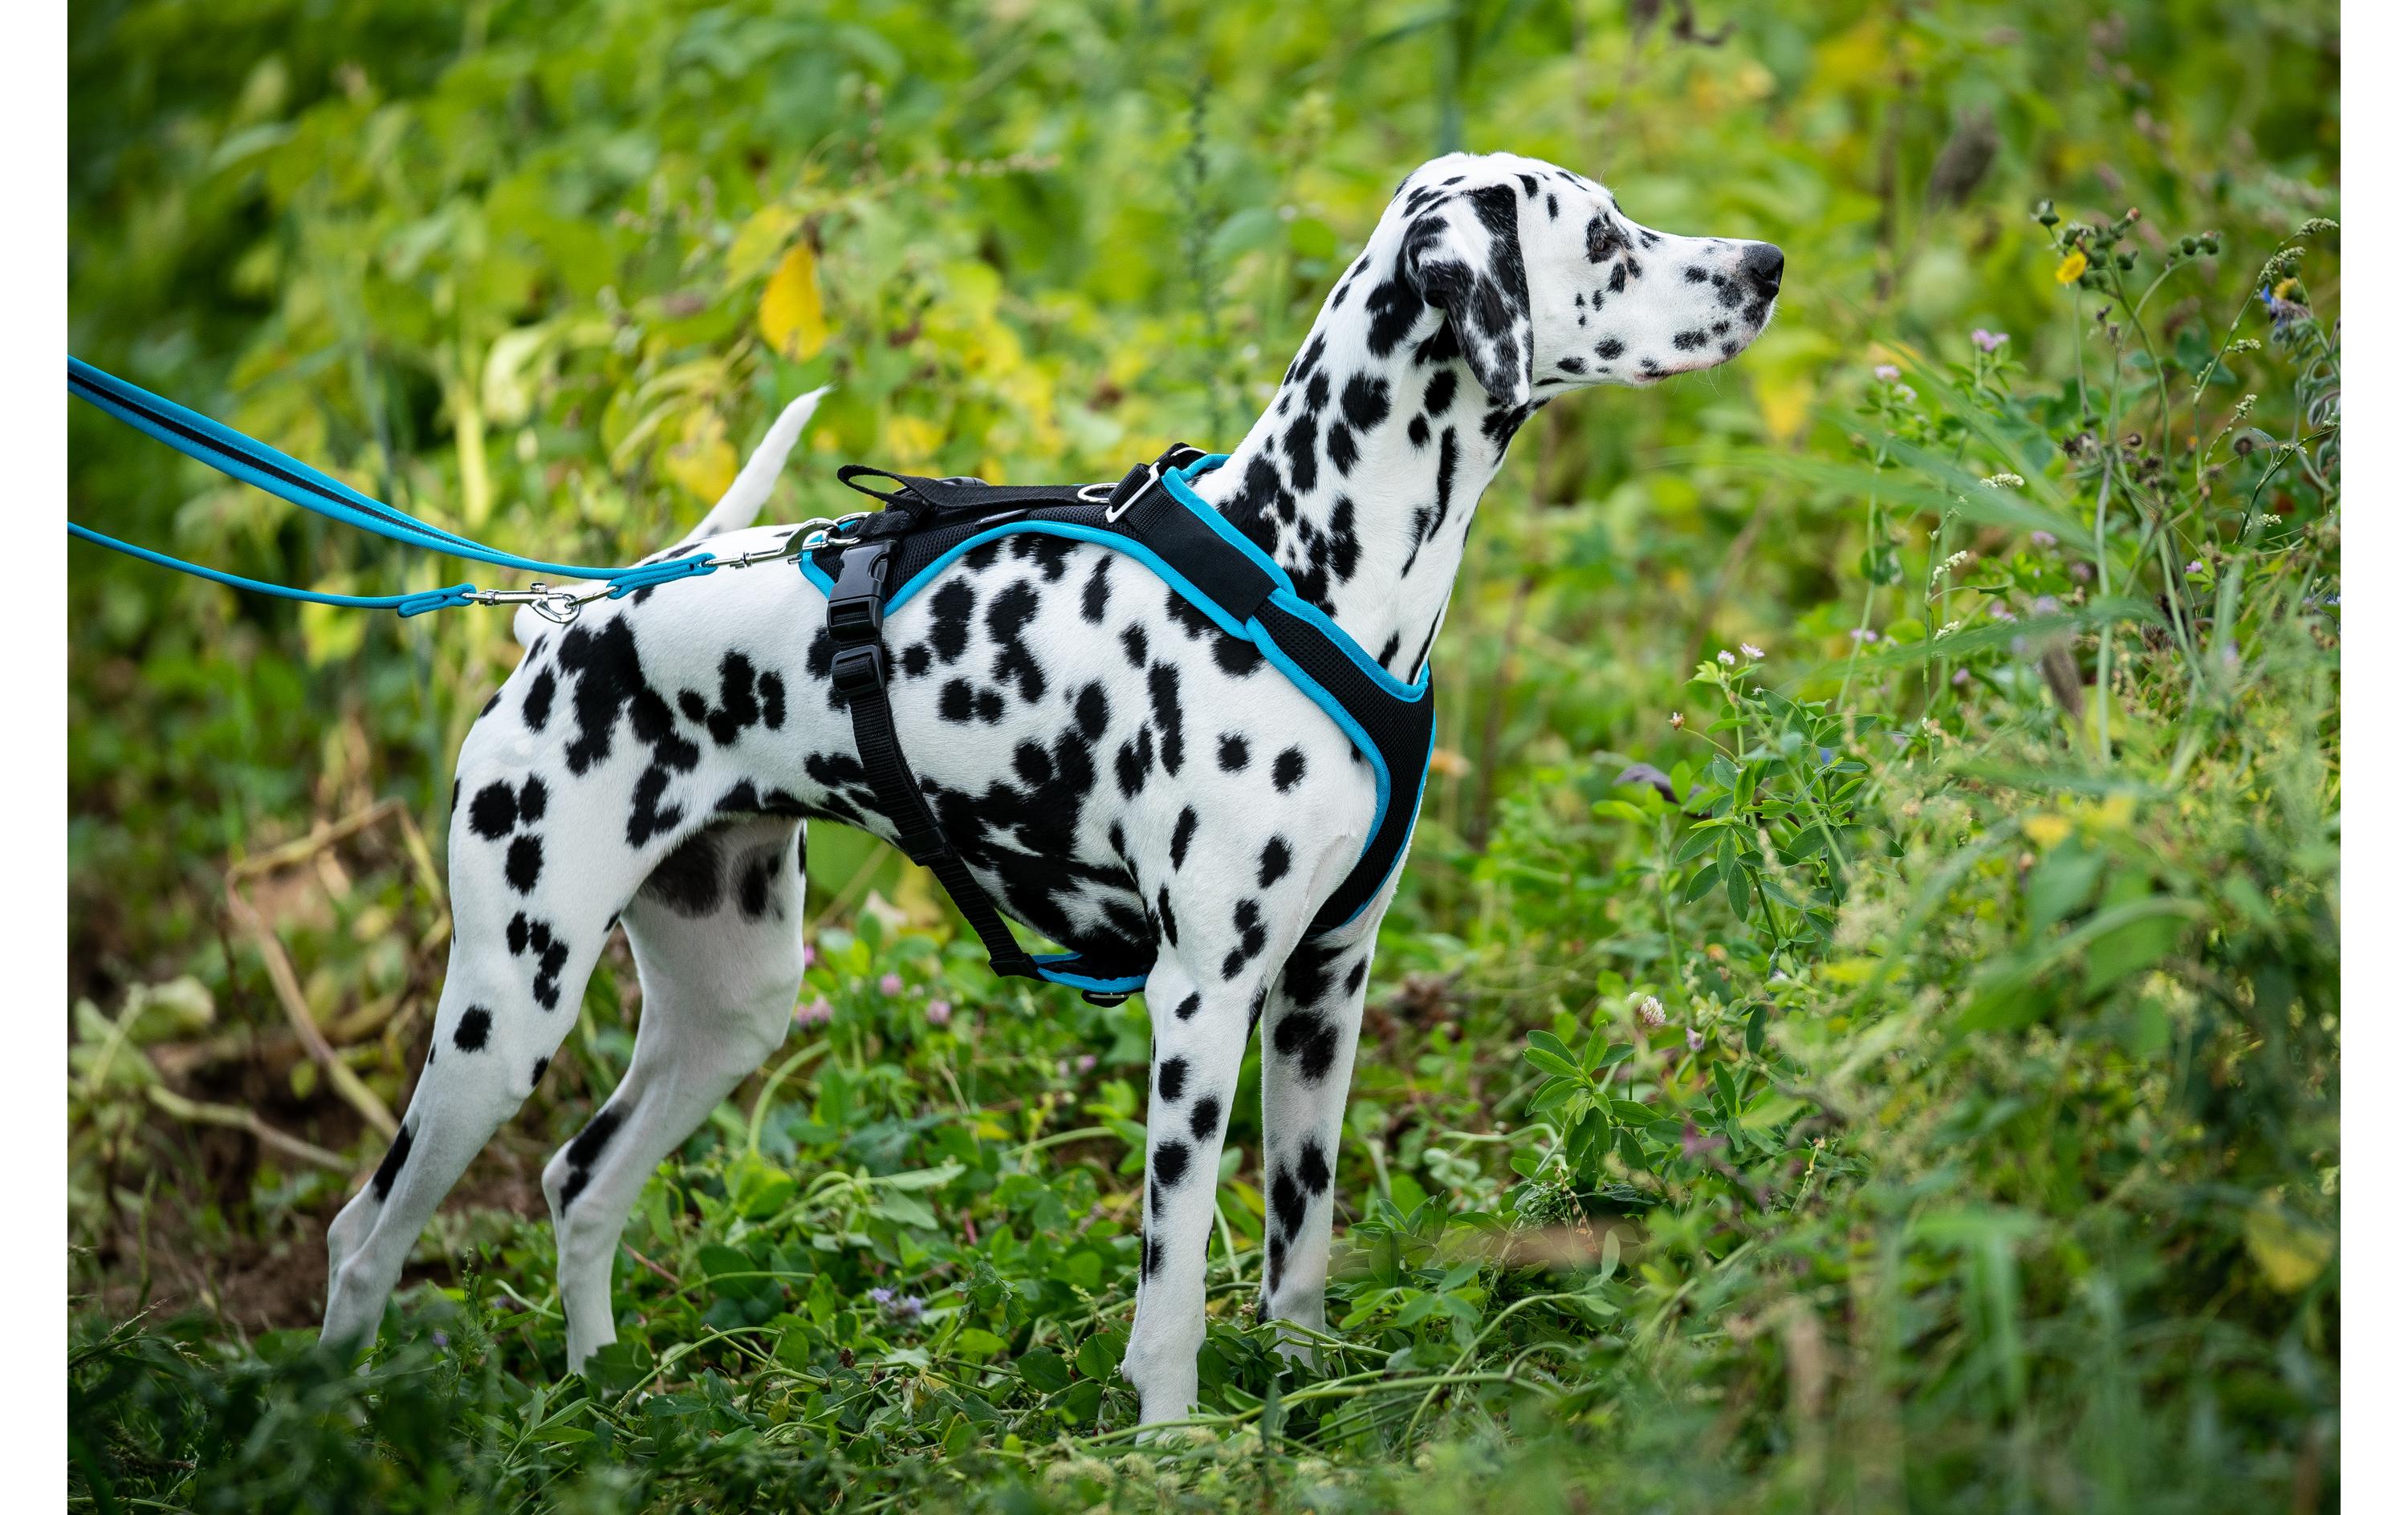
[
  {"xmin": 1221, "ymin": 899, "xmax": 1267, "ymax": 981},
  {"xmin": 559, "ymin": 1107, "xmax": 624, "ymax": 1208},
  {"xmin": 1121, "ymin": 623, "xmax": 1149, "ymax": 669},
  {"xmin": 1272, "ymin": 747, "xmax": 1307, "ymax": 791},
  {"xmin": 928, "ymin": 581, "xmax": 977, "ymax": 664},
  {"xmin": 1297, "ymin": 1138, "xmax": 1332, "ymax": 1196},
  {"xmin": 1190, "ymin": 1095, "xmax": 1221, "ymax": 1141},
  {"xmin": 1259, "ymin": 837, "xmax": 1291, "ymax": 887},
  {"xmin": 1157, "ymin": 1057, "xmax": 1189, "ymax": 1102},
  {"xmin": 1153, "ymin": 1139, "xmax": 1191, "ymax": 1188},
  {"xmin": 1218, "ymin": 733, "xmax": 1251, "ymax": 772},
  {"xmin": 453, "ymin": 1005, "xmax": 493, "ymax": 1052},
  {"xmin": 1170, "ymin": 807, "xmax": 1198, "ymax": 868},
  {"xmin": 1074, "ymin": 681, "xmax": 1110, "ymax": 741},
  {"xmin": 505, "ymin": 835, "xmax": 543, "ymax": 894},
  {"xmin": 1341, "ymin": 372, "xmax": 1391, "ymax": 431},
  {"xmin": 1114, "ymin": 725, "xmax": 1153, "ymax": 797},
  {"xmin": 1148, "ymin": 664, "xmax": 1186, "ymax": 774},
  {"xmin": 1271, "ymin": 1168, "xmax": 1305, "ymax": 1237},
  {"xmin": 737, "ymin": 849, "xmax": 778, "ymax": 920},
  {"xmin": 371, "ymin": 1123, "xmax": 414, "ymax": 1202},
  {"xmin": 986, "ymin": 580, "xmax": 1047, "ymax": 703},
  {"xmin": 523, "ymin": 670, "xmax": 556, "ymax": 731},
  {"xmin": 531, "ymin": 1055, "xmax": 549, "ymax": 1085},
  {"xmin": 468, "ymin": 782, "xmax": 519, "ymax": 841},
  {"xmin": 1157, "ymin": 886, "xmax": 1180, "ymax": 948},
  {"xmin": 1080, "ymin": 555, "xmax": 1112, "ymax": 623},
  {"xmin": 1273, "ymin": 1010, "xmax": 1340, "ymax": 1082},
  {"xmin": 1174, "ymin": 992, "xmax": 1202, "ymax": 1022}
]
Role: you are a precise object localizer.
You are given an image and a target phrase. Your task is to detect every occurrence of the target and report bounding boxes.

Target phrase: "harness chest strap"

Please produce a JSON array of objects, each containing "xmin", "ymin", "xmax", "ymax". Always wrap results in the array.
[{"xmin": 811, "ymin": 446, "xmax": 1437, "ymax": 1005}]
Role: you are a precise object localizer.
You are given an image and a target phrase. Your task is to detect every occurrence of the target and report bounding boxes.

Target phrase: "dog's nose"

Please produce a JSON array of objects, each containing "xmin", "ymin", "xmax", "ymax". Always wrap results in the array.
[{"xmin": 1742, "ymin": 242, "xmax": 1785, "ymax": 295}]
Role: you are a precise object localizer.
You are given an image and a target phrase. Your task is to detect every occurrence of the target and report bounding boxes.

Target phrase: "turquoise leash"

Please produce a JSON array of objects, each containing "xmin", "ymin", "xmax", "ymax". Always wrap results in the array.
[{"xmin": 66, "ymin": 357, "xmax": 854, "ymax": 619}]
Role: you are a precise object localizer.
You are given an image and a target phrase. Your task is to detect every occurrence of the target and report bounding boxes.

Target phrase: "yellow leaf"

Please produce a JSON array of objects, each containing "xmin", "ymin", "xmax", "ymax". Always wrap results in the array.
[
  {"xmin": 2021, "ymin": 814, "xmax": 2072, "ymax": 850},
  {"xmin": 1820, "ymin": 957, "xmax": 1880, "ymax": 986},
  {"xmin": 759, "ymin": 241, "xmax": 829, "ymax": 361},
  {"xmin": 726, "ymin": 205, "xmax": 803, "ymax": 289},
  {"xmin": 2054, "ymin": 250, "xmax": 2088, "ymax": 285},
  {"xmin": 2243, "ymin": 1199, "xmax": 2333, "ymax": 1293},
  {"xmin": 663, "ymin": 408, "xmax": 736, "ymax": 502},
  {"xmin": 300, "ymin": 579, "xmax": 368, "ymax": 666},
  {"xmin": 1754, "ymin": 371, "xmax": 1813, "ymax": 445},
  {"xmin": 881, "ymin": 413, "xmax": 944, "ymax": 469}
]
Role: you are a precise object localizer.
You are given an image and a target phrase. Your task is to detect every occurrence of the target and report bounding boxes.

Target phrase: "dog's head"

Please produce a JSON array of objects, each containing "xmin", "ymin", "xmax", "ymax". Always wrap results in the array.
[{"xmin": 1378, "ymin": 151, "xmax": 1783, "ymax": 405}]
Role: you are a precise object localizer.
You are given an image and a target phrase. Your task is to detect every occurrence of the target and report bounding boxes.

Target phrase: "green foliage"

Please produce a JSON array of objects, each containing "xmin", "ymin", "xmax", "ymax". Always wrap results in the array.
[{"xmin": 68, "ymin": 2, "xmax": 2337, "ymax": 1511}]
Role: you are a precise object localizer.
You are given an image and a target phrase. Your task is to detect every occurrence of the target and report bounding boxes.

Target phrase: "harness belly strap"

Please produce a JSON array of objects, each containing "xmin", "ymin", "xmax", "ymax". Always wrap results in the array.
[{"xmin": 807, "ymin": 449, "xmax": 1434, "ymax": 1005}]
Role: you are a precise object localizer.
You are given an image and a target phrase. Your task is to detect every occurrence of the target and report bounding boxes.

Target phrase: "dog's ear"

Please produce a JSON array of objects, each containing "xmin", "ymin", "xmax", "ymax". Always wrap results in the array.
[{"xmin": 1402, "ymin": 183, "xmax": 1533, "ymax": 408}]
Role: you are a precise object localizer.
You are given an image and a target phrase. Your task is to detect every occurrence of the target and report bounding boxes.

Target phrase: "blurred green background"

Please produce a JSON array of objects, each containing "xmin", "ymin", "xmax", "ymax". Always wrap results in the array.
[{"xmin": 67, "ymin": 3, "xmax": 2338, "ymax": 1510}]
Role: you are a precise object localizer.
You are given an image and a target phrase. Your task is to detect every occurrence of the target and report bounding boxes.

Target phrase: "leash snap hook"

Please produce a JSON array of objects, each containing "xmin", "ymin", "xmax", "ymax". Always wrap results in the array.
[{"xmin": 463, "ymin": 582, "xmax": 591, "ymax": 624}]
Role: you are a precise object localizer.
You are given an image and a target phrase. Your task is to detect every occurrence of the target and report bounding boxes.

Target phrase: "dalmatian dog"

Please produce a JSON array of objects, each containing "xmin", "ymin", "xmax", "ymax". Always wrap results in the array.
[{"xmin": 317, "ymin": 149, "xmax": 1781, "ymax": 1427}]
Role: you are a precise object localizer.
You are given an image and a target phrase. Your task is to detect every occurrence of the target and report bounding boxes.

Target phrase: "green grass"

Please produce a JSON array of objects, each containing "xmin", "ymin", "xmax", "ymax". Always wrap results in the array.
[{"xmin": 68, "ymin": 2, "xmax": 2337, "ymax": 1509}]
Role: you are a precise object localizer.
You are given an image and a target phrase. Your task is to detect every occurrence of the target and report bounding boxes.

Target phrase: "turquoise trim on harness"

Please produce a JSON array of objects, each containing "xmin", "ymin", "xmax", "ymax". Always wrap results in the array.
[{"xmin": 798, "ymin": 453, "xmax": 1432, "ymax": 950}]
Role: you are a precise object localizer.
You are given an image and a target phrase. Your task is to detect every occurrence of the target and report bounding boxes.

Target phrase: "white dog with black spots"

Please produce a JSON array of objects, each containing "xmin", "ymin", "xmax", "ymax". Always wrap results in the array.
[{"xmin": 318, "ymin": 149, "xmax": 1782, "ymax": 1429}]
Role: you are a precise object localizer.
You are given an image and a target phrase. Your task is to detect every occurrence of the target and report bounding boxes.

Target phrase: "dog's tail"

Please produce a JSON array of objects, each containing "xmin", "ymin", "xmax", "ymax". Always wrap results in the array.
[
  {"xmin": 673, "ymin": 386, "xmax": 831, "ymax": 546},
  {"xmin": 511, "ymin": 387, "xmax": 828, "ymax": 648}
]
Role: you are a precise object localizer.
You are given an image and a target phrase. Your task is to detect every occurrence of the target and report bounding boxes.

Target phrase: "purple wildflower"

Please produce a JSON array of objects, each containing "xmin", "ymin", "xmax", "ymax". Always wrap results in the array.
[
  {"xmin": 878, "ymin": 972, "xmax": 905, "ymax": 996},
  {"xmin": 2031, "ymin": 530, "xmax": 2057, "ymax": 547},
  {"xmin": 1849, "ymin": 628, "xmax": 1880, "ymax": 645},
  {"xmin": 1686, "ymin": 1027, "xmax": 1706, "ymax": 1052},
  {"xmin": 1971, "ymin": 328, "xmax": 2010, "ymax": 353},
  {"xmin": 1873, "ymin": 364, "xmax": 1900, "ymax": 382},
  {"xmin": 794, "ymin": 996, "xmax": 833, "ymax": 1029},
  {"xmin": 925, "ymin": 998, "xmax": 953, "ymax": 1026}
]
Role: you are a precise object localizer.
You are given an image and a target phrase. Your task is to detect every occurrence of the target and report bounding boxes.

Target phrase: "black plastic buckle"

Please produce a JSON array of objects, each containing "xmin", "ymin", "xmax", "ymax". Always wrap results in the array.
[
  {"xmin": 830, "ymin": 644, "xmax": 885, "ymax": 699},
  {"xmin": 827, "ymin": 542, "xmax": 891, "ymax": 647}
]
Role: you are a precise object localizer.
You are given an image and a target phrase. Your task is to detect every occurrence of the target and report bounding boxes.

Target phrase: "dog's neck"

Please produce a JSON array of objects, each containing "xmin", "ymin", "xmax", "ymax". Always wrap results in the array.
[{"xmin": 1183, "ymin": 263, "xmax": 1529, "ymax": 680}]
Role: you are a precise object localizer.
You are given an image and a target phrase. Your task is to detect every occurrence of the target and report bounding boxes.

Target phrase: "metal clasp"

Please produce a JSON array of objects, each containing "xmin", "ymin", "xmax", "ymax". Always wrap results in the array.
[{"xmin": 465, "ymin": 581, "xmax": 598, "ymax": 624}]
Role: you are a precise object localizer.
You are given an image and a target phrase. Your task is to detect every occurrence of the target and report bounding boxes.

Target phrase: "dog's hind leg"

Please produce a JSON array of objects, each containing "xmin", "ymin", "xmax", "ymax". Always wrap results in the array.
[
  {"xmin": 544, "ymin": 818, "xmax": 807, "ymax": 1374},
  {"xmin": 1255, "ymin": 925, "xmax": 1380, "ymax": 1355}
]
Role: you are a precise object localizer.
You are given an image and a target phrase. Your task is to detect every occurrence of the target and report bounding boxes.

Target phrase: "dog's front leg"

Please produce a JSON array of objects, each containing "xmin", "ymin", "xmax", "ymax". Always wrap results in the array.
[
  {"xmin": 1255, "ymin": 924, "xmax": 1381, "ymax": 1356},
  {"xmin": 1120, "ymin": 908, "xmax": 1304, "ymax": 1433}
]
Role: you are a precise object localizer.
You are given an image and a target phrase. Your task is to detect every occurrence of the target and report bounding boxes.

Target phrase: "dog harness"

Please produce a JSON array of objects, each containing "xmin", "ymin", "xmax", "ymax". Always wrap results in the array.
[{"xmin": 804, "ymin": 446, "xmax": 1436, "ymax": 1005}]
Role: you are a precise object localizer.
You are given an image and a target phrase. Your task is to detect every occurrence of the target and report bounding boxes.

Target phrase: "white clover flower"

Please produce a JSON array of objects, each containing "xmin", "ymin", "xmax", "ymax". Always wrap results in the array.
[
  {"xmin": 1979, "ymin": 472, "xmax": 2026, "ymax": 488},
  {"xmin": 1717, "ymin": 649, "xmax": 1735, "ymax": 666},
  {"xmin": 1742, "ymin": 642, "xmax": 1764, "ymax": 658},
  {"xmin": 1637, "ymin": 996, "xmax": 1666, "ymax": 1029}
]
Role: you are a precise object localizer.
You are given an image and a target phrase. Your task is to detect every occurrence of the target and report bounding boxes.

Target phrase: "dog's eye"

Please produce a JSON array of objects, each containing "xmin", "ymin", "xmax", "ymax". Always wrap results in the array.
[{"xmin": 1584, "ymin": 213, "xmax": 1624, "ymax": 266}]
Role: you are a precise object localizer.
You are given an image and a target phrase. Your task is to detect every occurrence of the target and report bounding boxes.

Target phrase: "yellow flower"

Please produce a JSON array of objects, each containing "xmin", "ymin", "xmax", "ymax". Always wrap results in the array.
[{"xmin": 2054, "ymin": 250, "xmax": 2088, "ymax": 285}]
